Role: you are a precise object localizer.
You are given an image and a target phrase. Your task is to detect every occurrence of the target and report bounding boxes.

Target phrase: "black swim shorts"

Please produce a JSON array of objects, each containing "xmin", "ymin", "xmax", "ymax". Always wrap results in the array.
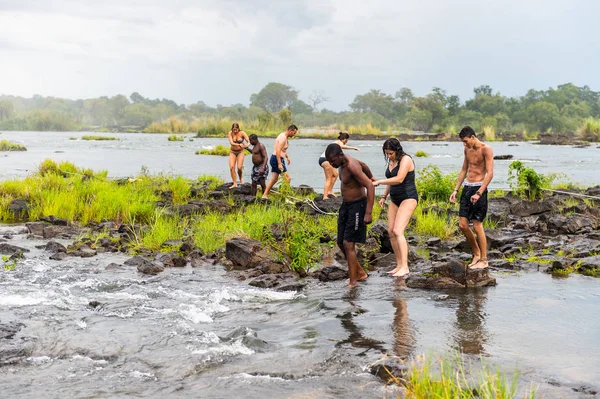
[
  {"xmin": 459, "ymin": 185, "xmax": 488, "ymax": 222},
  {"xmin": 337, "ymin": 197, "xmax": 367, "ymax": 246},
  {"xmin": 318, "ymin": 156, "xmax": 327, "ymax": 167}
]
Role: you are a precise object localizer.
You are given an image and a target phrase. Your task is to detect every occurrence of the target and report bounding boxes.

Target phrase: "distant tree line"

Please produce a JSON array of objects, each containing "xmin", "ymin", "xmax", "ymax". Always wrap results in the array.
[{"xmin": 1, "ymin": 82, "xmax": 600, "ymax": 139}]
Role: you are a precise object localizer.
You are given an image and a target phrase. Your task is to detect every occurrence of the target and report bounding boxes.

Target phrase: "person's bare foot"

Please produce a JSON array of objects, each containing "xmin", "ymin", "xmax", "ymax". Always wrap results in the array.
[
  {"xmin": 240, "ymin": 179, "xmax": 245, "ymax": 185},
  {"xmin": 323, "ymin": 196, "xmax": 330, "ymax": 200},
  {"xmin": 387, "ymin": 267, "xmax": 400, "ymax": 274},
  {"xmin": 467, "ymin": 255, "xmax": 481, "ymax": 267},
  {"xmin": 329, "ymin": 193, "xmax": 337, "ymax": 198},
  {"xmin": 261, "ymin": 195, "xmax": 268, "ymax": 200},
  {"xmin": 358, "ymin": 272, "xmax": 368, "ymax": 281},
  {"xmin": 470, "ymin": 258, "xmax": 488, "ymax": 269},
  {"xmin": 229, "ymin": 184, "xmax": 238, "ymax": 189},
  {"xmin": 393, "ymin": 267, "xmax": 410, "ymax": 277},
  {"xmin": 348, "ymin": 281, "xmax": 358, "ymax": 288}
]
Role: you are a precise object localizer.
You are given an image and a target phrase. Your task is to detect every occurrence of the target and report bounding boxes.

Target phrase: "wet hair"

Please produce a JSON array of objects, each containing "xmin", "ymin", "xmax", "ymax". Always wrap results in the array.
[
  {"xmin": 249, "ymin": 134, "xmax": 258, "ymax": 141},
  {"xmin": 287, "ymin": 124, "xmax": 298, "ymax": 131},
  {"xmin": 231, "ymin": 123, "xmax": 240, "ymax": 131},
  {"xmin": 325, "ymin": 143, "xmax": 343, "ymax": 159},
  {"xmin": 459, "ymin": 126, "xmax": 476, "ymax": 139},
  {"xmin": 382, "ymin": 138, "xmax": 406, "ymax": 163},
  {"xmin": 337, "ymin": 132, "xmax": 350, "ymax": 140}
]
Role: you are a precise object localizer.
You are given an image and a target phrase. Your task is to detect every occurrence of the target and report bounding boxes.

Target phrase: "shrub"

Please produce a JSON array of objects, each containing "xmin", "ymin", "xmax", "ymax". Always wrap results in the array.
[
  {"xmin": 414, "ymin": 150, "xmax": 428, "ymax": 157},
  {"xmin": 415, "ymin": 165, "xmax": 458, "ymax": 202},
  {"xmin": 81, "ymin": 135, "xmax": 118, "ymax": 141},
  {"xmin": 0, "ymin": 140, "xmax": 27, "ymax": 151},
  {"xmin": 508, "ymin": 161, "xmax": 554, "ymax": 200},
  {"xmin": 168, "ymin": 135, "xmax": 184, "ymax": 141},
  {"xmin": 196, "ymin": 145, "xmax": 230, "ymax": 156}
]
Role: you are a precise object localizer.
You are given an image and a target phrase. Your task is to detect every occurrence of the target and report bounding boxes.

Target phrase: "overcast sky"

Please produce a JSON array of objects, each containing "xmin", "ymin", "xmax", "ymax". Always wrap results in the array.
[{"xmin": 1, "ymin": 0, "xmax": 599, "ymax": 110}]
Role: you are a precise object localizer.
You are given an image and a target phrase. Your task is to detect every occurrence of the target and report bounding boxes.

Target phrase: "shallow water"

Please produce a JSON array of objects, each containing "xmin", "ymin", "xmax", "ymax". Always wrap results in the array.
[
  {"xmin": 1, "ymin": 229, "xmax": 599, "ymax": 398},
  {"xmin": 0, "ymin": 131, "xmax": 599, "ymax": 192}
]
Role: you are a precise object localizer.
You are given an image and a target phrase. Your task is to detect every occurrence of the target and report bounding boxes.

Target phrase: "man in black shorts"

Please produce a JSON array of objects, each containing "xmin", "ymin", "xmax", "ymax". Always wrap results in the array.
[
  {"xmin": 325, "ymin": 143, "xmax": 375, "ymax": 287},
  {"xmin": 449, "ymin": 126, "xmax": 494, "ymax": 269}
]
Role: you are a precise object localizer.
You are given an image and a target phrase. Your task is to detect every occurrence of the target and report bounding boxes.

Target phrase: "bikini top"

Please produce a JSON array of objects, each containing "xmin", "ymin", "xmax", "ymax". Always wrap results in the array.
[{"xmin": 232, "ymin": 136, "xmax": 244, "ymax": 144}]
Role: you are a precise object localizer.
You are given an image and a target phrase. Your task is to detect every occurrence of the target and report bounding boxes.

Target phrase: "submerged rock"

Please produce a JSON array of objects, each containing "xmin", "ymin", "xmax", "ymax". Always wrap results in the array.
[{"xmin": 407, "ymin": 258, "xmax": 496, "ymax": 289}]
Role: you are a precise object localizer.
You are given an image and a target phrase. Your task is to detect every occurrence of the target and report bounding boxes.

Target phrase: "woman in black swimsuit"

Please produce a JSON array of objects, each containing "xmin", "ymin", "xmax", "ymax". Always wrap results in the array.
[
  {"xmin": 373, "ymin": 138, "xmax": 418, "ymax": 278},
  {"xmin": 227, "ymin": 123, "xmax": 250, "ymax": 188}
]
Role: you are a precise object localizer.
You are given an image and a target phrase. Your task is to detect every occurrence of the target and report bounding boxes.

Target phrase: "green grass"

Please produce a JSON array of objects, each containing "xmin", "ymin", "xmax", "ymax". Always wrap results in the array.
[
  {"xmin": 81, "ymin": 135, "xmax": 118, "ymax": 141},
  {"xmin": 579, "ymin": 118, "xmax": 600, "ymax": 142},
  {"xmin": 0, "ymin": 140, "xmax": 27, "ymax": 151},
  {"xmin": 196, "ymin": 145, "xmax": 230, "ymax": 156},
  {"xmin": 414, "ymin": 150, "xmax": 428, "ymax": 157},
  {"xmin": 387, "ymin": 353, "xmax": 538, "ymax": 399},
  {"xmin": 412, "ymin": 205, "xmax": 457, "ymax": 239},
  {"xmin": 168, "ymin": 135, "xmax": 185, "ymax": 142}
]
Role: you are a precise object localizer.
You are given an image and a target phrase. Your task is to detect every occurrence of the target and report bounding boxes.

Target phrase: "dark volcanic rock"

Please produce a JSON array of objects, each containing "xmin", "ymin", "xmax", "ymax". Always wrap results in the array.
[
  {"xmin": 547, "ymin": 214, "xmax": 598, "ymax": 235},
  {"xmin": 0, "ymin": 243, "xmax": 29, "ymax": 255},
  {"xmin": 35, "ymin": 241, "xmax": 67, "ymax": 253},
  {"xmin": 8, "ymin": 199, "xmax": 29, "ymax": 219},
  {"xmin": 493, "ymin": 154, "xmax": 513, "ymax": 160},
  {"xmin": 26, "ymin": 221, "xmax": 49, "ymax": 236},
  {"xmin": 156, "ymin": 251, "xmax": 187, "ymax": 267},
  {"xmin": 137, "ymin": 260, "xmax": 165, "ymax": 275},
  {"xmin": 39, "ymin": 215, "xmax": 68, "ymax": 226},
  {"xmin": 225, "ymin": 238, "xmax": 270, "ymax": 270},
  {"xmin": 294, "ymin": 185, "xmax": 315, "ymax": 196},
  {"xmin": 406, "ymin": 258, "xmax": 496, "ymax": 289},
  {"xmin": 370, "ymin": 220, "xmax": 392, "ymax": 253},
  {"xmin": 510, "ymin": 199, "xmax": 553, "ymax": 217},
  {"xmin": 314, "ymin": 265, "xmax": 347, "ymax": 282}
]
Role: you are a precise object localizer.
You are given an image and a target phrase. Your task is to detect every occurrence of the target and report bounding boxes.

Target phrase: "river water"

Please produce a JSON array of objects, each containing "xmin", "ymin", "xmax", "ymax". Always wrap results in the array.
[
  {"xmin": 1, "ymin": 132, "xmax": 600, "ymax": 398},
  {"xmin": 0, "ymin": 131, "xmax": 599, "ymax": 191}
]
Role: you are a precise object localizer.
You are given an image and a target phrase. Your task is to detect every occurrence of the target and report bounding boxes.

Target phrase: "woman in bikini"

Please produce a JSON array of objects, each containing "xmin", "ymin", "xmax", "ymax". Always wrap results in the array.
[
  {"xmin": 318, "ymin": 132, "xmax": 359, "ymax": 200},
  {"xmin": 227, "ymin": 123, "xmax": 250, "ymax": 188},
  {"xmin": 373, "ymin": 138, "xmax": 418, "ymax": 278}
]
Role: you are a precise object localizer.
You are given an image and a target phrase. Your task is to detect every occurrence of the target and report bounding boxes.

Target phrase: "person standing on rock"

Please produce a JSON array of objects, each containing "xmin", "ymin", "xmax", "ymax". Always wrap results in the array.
[
  {"xmin": 450, "ymin": 126, "xmax": 494, "ymax": 269},
  {"xmin": 325, "ymin": 143, "xmax": 375, "ymax": 288},
  {"xmin": 319, "ymin": 132, "xmax": 360, "ymax": 200},
  {"xmin": 373, "ymin": 138, "xmax": 418, "ymax": 278},
  {"xmin": 248, "ymin": 134, "xmax": 269, "ymax": 196},
  {"xmin": 227, "ymin": 123, "xmax": 250, "ymax": 189},
  {"xmin": 262, "ymin": 124, "xmax": 298, "ymax": 199}
]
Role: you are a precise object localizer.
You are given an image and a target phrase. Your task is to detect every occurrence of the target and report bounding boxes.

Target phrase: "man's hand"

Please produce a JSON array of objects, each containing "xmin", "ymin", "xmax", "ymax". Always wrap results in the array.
[
  {"xmin": 378, "ymin": 197, "xmax": 386, "ymax": 207},
  {"xmin": 370, "ymin": 177, "xmax": 377, "ymax": 182},
  {"xmin": 364, "ymin": 212, "xmax": 372, "ymax": 225},
  {"xmin": 470, "ymin": 193, "xmax": 480, "ymax": 204},
  {"xmin": 286, "ymin": 156, "xmax": 291, "ymax": 165},
  {"xmin": 449, "ymin": 190, "xmax": 458, "ymax": 203}
]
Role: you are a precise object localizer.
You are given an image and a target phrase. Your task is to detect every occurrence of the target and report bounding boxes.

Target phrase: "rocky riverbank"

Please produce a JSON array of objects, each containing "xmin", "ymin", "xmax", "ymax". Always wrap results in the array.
[{"xmin": 3, "ymin": 182, "xmax": 599, "ymax": 290}]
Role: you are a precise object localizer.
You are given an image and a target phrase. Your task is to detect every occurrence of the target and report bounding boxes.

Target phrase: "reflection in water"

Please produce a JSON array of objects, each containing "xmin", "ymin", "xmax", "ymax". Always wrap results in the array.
[
  {"xmin": 452, "ymin": 288, "xmax": 489, "ymax": 355},
  {"xmin": 336, "ymin": 289, "xmax": 385, "ymax": 353},
  {"xmin": 392, "ymin": 297, "xmax": 415, "ymax": 360}
]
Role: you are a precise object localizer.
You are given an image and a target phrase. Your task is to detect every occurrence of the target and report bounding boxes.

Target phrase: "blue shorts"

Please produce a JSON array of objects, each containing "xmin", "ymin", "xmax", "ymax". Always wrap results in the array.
[{"xmin": 269, "ymin": 155, "xmax": 287, "ymax": 174}]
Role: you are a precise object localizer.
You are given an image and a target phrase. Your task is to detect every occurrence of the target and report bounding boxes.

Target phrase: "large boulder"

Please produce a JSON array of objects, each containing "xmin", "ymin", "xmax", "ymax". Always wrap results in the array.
[
  {"xmin": 547, "ymin": 214, "xmax": 598, "ymax": 235},
  {"xmin": 369, "ymin": 220, "xmax": 392, "ymax": 253},
  {"xmin": 0, "ymin": 243, "xmax": 29, "ymax": 256},
  {"xmin": 509, "ymin": 199, "xmax": 553, "ymax": 217},
  {"xmin": 314, "ymin": 265, "xmax": 347, "ymax": 282},
  {"xmin": 225, "ymin": 238, "xmax": 271, "ymax": 270},
  {"xmin": 406, "ymin": 258, "xmax": 496, "ymax": 289}
]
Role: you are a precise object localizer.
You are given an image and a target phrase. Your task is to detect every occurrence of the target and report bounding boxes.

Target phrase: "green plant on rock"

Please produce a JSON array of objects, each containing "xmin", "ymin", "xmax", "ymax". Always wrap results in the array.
[
  {"xmin": 416, "ymin": 165, "xmax": 458, "ymax": 202},
  {"xmin": 508, "ymin": 161, "xmax": 555, "ymax": 200},
  {"xmin": 2, "ymin": 254, "xmax": 22, "ymax": 270}
]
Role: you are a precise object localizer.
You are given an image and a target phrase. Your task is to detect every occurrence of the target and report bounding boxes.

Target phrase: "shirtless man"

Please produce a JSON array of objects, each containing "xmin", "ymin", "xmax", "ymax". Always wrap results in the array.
[
  {"xmin": 262, "ymin": 124, "xmax": 298, "ymax": 199},
  {"xmin": 248, "ymin": 134, "xmax": 269, "ymax": 196},
  {"xmin": 449, "ymin": 126, "xmax": 494, "ymax": 269},
  {"xmin": 325, "ymin": 143, "xmax": 375, "ymax": 288}
]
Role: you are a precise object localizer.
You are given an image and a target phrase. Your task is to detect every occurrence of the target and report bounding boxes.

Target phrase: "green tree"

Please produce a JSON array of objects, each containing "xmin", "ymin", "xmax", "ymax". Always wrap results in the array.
[
  {"xmin": 0, "ymin": 100, "xmax": 14, "ymax": 120},
  {"xmin": 404, "ymin": 107, "xmax": 432, "ymax": 131},
  {"xmin": 527, "ymin": 101, "xmax": 562, "ymax": 132},
  {"xmin": 350, "ymin": 89, "xmax": 396, "ymax": 119},
  {"xmin": 250, "ymin": 82, "xmax": 298, "ymax": 113},
  {"xmin": 473, "ymin": 85, "xmax": 493, "ymax": 96}
]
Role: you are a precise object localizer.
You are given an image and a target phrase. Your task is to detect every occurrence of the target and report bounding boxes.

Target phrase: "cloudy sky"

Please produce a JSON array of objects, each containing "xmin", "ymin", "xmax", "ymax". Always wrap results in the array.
[{"xmin": 1, "ymin": 0, "xmax": 599, "ymax": 110}]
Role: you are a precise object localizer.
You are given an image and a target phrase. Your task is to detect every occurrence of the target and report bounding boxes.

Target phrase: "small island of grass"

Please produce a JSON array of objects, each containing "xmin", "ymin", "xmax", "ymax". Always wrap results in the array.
[
  {"xmin": 415, "ymin": 150, "xmax": 428, "ymax": 157},
  {"xmin": 0, "ymin": 140, "xmax": 27, "ymax": 151},
  {"xmin": 168, "ymin": 135, "xmax": 185, "ymax": 142},
  {"xmin": 81, "ymin": 135, "xmax": 119, "ymax": 141},
  {"xmin": 196, "ymin": 145, "xmax": 229, "ymax": 156}
]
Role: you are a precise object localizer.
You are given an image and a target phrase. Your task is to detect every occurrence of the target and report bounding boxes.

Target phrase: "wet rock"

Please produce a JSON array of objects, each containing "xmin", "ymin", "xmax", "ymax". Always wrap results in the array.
[
  {"xmin": 207, "ymin": 190, "xmax": 225, "ymax": 199},
  {"xmin": 105, "ymin": 263, "xmax": 122, "ymax": 270},
  {"xmin": 161, "ymin": 239, "xmax": 183, "ymax": 248},
  {"xmin": 578, "ymin": 255, "xmax": 600, "ymax": 275},
  {"xmin": 370, "ymin": 220, "xmax": 392, "ymax": 253},
  {"xmin": 407, "ymin": 258, "xmax": 496, "ymax": 289},
  {"xmin": 124, "ymin": 255, "xmax": 153, "ymax": 267},
  {"xmin": 493, "ymin": 154, "xmax": 513, "ymax": 160},
  {"xmin": 49, "ymin": 252, "xmax": 69, "ymax": 261},
  {"xmin": 235, "ymin": 194, "xmax": 258, "ymax": 206},
  {"xmin": 137, "ymin": 260, "xmax": 165, "ymax": 275},
  {"xmin": 225, "ymin": 238, "xmax": 270, "ymax": 270},
  {"xmin": 8, "ymin": 199, "xmax": 29, "ymax": 219},
  {"xmin": 547, "ymin": 214, "xmax": 598, "ymax": 235},
  {"xmin": 256, "ymin": 261, "xmax": 288, "ymax": 275},
  {"xmin": 35, "ymin": 241, "xmax": 67, "ymax": 253},
  {"xmin": 488, "ymin": 259, "xmax": 520, "ymax": 270},
  {"xmin": 485, "ymin": 229, "xmax": 530, "ymax": 250},
  {"xmin": 357, "ymin": 237, "xmax": 380, "ymax": 266},
  {"xmin": 215, "ymin": 183, "xmax": 252, "ymax": 195},
  {"xmin": 372, "ymin": 252, "xmax": 396, "ymax": 270},
  {"xmin": 73, "ymin": 246, "xmax": 97, "ymax": 258},
  {"xmin": 564, "ymin": 238, "xmax": 600, "ymax": 258},
  {"xmin": 426, "ymin": 237, "xmax": 442, "ymax": 247},
  {"xmin": 276, "ymin": 281, "xmax": 307, "ymax": 292},
  {"xmin": 188, "ymin": 249, "xmax": 205, "ymax": 267},
  {"xmin": 25, "ymin": 221, "xmax": 48, "ymax": 236},
  {"xmin": 487, "ymin": 197, "xmax": 512, "ymax": 225},
  {"xmin": 248, "ymin": 273, "xmax": 290, "ymax": 289},
  {"xmin": 88, "ymin": 300, "xmax": 102, "ymax": 309},
  {"xmin": 302, "ymin": 196, "xmax": 342, "ymax": 215},
  {"xmin": 294, "ymin": 185, "xmax": 315, "ymax": 196},
  {"xmin": 156, "ymin": 251, "xmax": 187, "ymax": 267},
  {"xmin": 510, "ymin": 199, "xmax": 553, "ymax": 217},
  {"xmin": 0, "ymin": 243, "xmax": 29, "ymax": 255},
  {"xmin": 39, "ymin": 215, "xmax": 68, "ymax": 226},
  {"xmin": 220, "ymin": 327, "xmax": 268, "ymax": 352},
  {"xmin": 43, "ymin": 225, "xmax": 76, "ymax": 239},
  {"xmin": 314, "ymin": 265, "xmax": 347, "ymax": 282},
  {"xmin": 369, "ymin": 356, "xmax": 408, "ymax": 383}
]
